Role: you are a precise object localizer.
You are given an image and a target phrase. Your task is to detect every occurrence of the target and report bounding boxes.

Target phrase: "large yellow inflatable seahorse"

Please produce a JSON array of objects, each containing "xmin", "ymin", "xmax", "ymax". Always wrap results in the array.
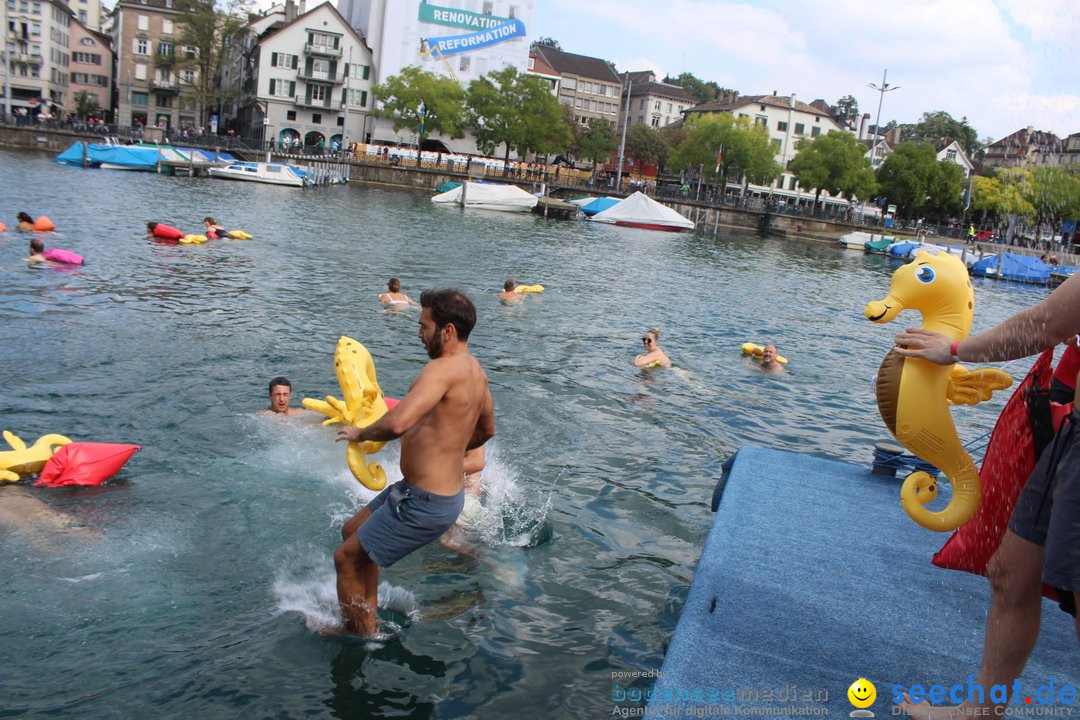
[
  {"xmin": 302, "ymin": 337, "xmax": 390, "ymax": 491},
  {"xmin": 0, "ymin": 431, "xmax": 72, "ymax": 483},
  {"xmin": 865, "ymin": 251, "xmax": 1012, "ymax": 532}
]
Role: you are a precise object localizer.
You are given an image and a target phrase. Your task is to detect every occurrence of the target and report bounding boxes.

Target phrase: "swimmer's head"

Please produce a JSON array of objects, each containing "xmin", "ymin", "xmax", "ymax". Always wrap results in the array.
[
  {"xmin": 203, "ymin": 216, "xmax": 216, "ymax": 225},
  {"xmin": 268, "ymin": 376, "xmax": 292, "ymax": 414},
  {"xmin": 17, "ymin": 212, "xmax": 33, "ymax": 224},
  {"xmin": 503, "ymin": 279, "xmax": 516, "ymax": 292},
  {"xmin": 643, "ymin": 328, "xmax": 660, "ymax": 347},
  {"xmin": 29, "ymin": 238, "xmax": 45, "ymax": 254},
  {"xmin": 762, "ymin": 344, "xmax": 778, "ymax": 364},
  {"xmin": 146, "ymin": 222, "xmax": 158, "ymax": 233},
  {"xmin": 388, "ymin": 277, "xmax": 401, "ymax": 293}
]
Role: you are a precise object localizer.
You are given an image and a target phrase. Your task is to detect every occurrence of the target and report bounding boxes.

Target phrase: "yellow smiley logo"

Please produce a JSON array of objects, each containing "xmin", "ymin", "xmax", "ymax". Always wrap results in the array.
[{"xmin": 848, "ymin": 678, "xmax": 877, "ymax": 708}]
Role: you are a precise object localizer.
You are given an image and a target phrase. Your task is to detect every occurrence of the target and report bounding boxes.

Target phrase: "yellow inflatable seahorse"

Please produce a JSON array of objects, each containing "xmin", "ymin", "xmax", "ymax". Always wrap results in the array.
[
  {"xmin": 864, "ymin": 251, "xmax": 1012, "ymax": 532},
  {"xmin": 0, "ymin": 430, "xmax": 72, "ymax": 483},
  {"xmin": 302, "ymin": 337, "xmax": 390, "ymax": 491}
]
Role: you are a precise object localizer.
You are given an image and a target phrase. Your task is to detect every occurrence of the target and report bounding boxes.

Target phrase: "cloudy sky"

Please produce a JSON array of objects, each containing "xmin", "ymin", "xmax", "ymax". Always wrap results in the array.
[{"xmin": 531, "ymin": 0, "xmax": 1079, "ymax": 142}]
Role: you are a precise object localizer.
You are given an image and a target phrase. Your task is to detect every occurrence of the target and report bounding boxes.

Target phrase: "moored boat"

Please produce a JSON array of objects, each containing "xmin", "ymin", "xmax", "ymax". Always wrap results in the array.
[
  {"xmin": 589, "ymin": 191, "xmax": 694, "ymax": 231},
  {"xmin": 431, "ymin": 181, "xmax": 538, "ymax": 212},
  {"xmin": 208, "ymin": 161, "xmax": 305, "ymax": 187}
]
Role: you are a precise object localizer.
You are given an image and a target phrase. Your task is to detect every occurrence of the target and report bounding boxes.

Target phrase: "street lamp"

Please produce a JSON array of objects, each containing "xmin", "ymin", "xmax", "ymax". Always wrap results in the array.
[{"xmin": 868, "ymin": 68, "xmax": 900, "ymax": 168}]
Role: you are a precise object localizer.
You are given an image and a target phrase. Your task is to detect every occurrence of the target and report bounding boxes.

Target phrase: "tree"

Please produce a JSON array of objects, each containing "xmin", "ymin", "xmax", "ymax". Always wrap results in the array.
[
  {"xmin": 971, "ymin": 172, "xmax": 1034, "ymax": 226},
  {"xmin": 667, "ymin": 113, "xmax": 780, "ymax": 191},
  {"xmin": 789, "ymin": 131, "xmax": 876, "ymax": 213},
  {"xmin": 623, "ymin": 124, "xmax": 669, "ymax": 166},
  {"xmin": 72, "ymin": 91, "xmax": 101, "ymax": 120},
  {"xmin": 531, "ymin": 37, "xmax": 561, "ymax": 50},
  {"xmin": 373, "ymin": 66, "xmax": 467, "ymax": 165},
  {"xmin": 833, "ymin": 95, "xmax": 859, "ymax": 129},
  {"xmin": 1025, "ymin": 166, "xmax": 1080, "ymax": 227},
  {"xmin": 153, "ymin": 0, "xmax": 250, "ymax": 127},
  {"xmin": 575, "ymin": 118, "xmax": 617, "ymax": 166},
  {"xmin": 464, "ymin": 67, "xmax": 571, "ymax": 164},
  {"xmin": 900, "ymin": 111, "xmax": 980, "ymax": 158},
  {"xmin": 876, "ymin": 141, "xmax": 966, "ymax": 220},
  {"xmin": 661, "ymin": 72, "xmax": 733, "ymax": 105},
  {"xmin": 925, "ymin": 160, "xmax": 966, "ymax": 218}
]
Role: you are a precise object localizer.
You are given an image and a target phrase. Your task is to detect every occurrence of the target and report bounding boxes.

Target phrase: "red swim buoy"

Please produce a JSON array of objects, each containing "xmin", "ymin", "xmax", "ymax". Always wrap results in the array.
[
  {"xmin": 152, "ymin": 223, "xmax": 184, "ymax": 240},
  {"xmin": 32, "ymin": 216, "xmax": 57, "ymax": 231},
  {"xmin": 41, "ymin": 248, "xmax": 84, "ymax": 265},
  {"xmin": 34, "ymin": 442, "xmax": 140, "ymax": 487}
]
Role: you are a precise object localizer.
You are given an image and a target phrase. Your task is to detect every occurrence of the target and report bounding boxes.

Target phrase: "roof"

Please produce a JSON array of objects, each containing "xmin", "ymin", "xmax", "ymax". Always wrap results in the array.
[
  {"xmin": 986, "ymin": 127, "xmax": 1062, "ymax": 150},
  {"xmin": 620, "ymin": 71, "xmax": 695, "ymax": 103},
  {"xmin": 260, "ymin": 0, "xmax": 368, "ymax": 49},
  {"xmin": 531, "ymin": 45, "xmax": 620, "ymax": 84},
  {"xmin": 686, "ymin": 93, "xmax": 836, "ymax": 118},
  {"xmin": 527, "ymin": 52, "xmax": 558, "ymax": 78}
]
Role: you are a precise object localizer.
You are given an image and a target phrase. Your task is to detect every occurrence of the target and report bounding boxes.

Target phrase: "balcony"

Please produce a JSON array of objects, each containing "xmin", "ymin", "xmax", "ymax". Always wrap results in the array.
[
  {"xmin": 151, "ymin": 79, "xmax": 179, "ymax": 93},
  {"xmin": 294, "ymin": 94, "xmax": 332, "ymax": 110},
  {"xmin": 303, "ymin": 42, "xmax": 342, "ymax": 58},
  {"xmin": 296, "ymin": 69, "xmax": 344, "ymax": 84},
  {"xmin": 12, "ymin": 53, "xmax": 43, "ymax": 66}
]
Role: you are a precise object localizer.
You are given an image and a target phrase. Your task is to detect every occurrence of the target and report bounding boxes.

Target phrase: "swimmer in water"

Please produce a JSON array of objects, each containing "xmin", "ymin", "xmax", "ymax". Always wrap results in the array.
[
  {"xmin": 379, "ymin": 277, "xmax": 418, "ymax": 307},
  {"xmin": 635, "ymin": 328, "xmax": 671, "ymax": 368}
]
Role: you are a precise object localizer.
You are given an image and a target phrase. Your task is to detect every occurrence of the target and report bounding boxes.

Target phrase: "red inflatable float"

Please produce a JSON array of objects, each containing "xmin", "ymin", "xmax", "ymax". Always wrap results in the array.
[
  {"xmin": 42, "ymin": 248, "xmax": 84, "ymax": 265},
  {"xmin": 150, "ymin": 223, "xmax": 185, "ymax": 240},
  {"xmin": 34, "ymin": 442, "xmax": 140, "ymax": 487},
  {"xmin": 32, "ymin": 216, "xmax": 57, "ymax": 231}
]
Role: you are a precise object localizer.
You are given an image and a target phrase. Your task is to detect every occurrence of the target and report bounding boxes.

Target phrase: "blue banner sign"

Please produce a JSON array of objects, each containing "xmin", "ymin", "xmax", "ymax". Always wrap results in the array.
[{"xmin": 427, "ymin": 19, "xmax": 526, "ymax": 58}]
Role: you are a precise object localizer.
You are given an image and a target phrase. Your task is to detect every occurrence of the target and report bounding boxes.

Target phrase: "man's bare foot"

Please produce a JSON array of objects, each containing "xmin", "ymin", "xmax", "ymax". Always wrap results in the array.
[{"xmin": 898, "ymin": 696, "xmax": 990, "ymax": 719}]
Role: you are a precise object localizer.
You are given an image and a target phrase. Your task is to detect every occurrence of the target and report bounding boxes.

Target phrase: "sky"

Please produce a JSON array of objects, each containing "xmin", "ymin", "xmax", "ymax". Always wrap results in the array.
[{"xmin": 528, "ymin": 0, "xmax": 1080, "ymax": 142}]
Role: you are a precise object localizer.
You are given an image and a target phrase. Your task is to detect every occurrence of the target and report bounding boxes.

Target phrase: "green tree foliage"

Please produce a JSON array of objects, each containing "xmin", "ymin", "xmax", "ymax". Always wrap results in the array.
[
  {"xmin": 1024, "ymin": 166, "xmax": 1080, "ymax": 226},
  {"xmin": 833, "ymin": 95, "xmax": 859, "ymax": 128},
  {"xmin": 876, "ymin": 141, "xmax": 966, "ymax": 219},
  {"xmin": 788, "ymin": 131, "xmax": 876, "ymax": 211},
  {"xmin": 531, "ymin": 37, "xmax": 561, "ymax": 50},
  {"xmin": 900, "ymin": 111, "xmax": 980, "ymax": 158},
  {"xmin": 623, "ymin": 124, "xmax": 669, "ymax": 166},
  {"xmin": 661, "ymin": 72, "xmax": 733, "ymax": 105},
  {"xmin": 971, "ymin": 172, "xmax": 1034, "ymax": 224},
  {"xmin": 374, "ymin": 66, "xmax": 467, "ymax": 164},
  {"xmin": 153, "ymin": 0, "xmax": 250, "ymax": 126},
  {"xmin": 668, "ymin": 113, "xmax": 780, "ymax": 191},
  {"xmin": 72, "ymin": 91, "xmax": 101, "ymax": 120},
  {"xmin": 575, "ymin": 118, "xmax": 617, "ymax": 166},
  {"xmin": 465, "ymin": 67, "xmax": 572, "ymax": 162}
]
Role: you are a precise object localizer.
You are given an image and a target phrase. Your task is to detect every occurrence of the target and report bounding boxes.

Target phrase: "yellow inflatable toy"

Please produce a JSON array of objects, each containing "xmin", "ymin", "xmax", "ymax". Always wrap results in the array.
[
  {"xmin": 179, "ymin": 234, "xmax": 208, "ymax": 244},
  {"xmin": 0, "ymin": 430, "xmax": 72, "ymax": 483},
  {"xmin": 865, "ymin": 251, "xmax": 1012, "ymax": 532},
  {"xmin": 740, "ymin": 343, "xmax": 789, "ymax": 365},
  {"xmin": 514, "ymin": 284, "xmax": 544, "ymax": 293},
  {"xmin": 302, "ymin": 336, "xmax": 390, "ymax": 491},
  {"xmin": 227, "ymin": 230, "xmax": 253, "ymax": 240}
]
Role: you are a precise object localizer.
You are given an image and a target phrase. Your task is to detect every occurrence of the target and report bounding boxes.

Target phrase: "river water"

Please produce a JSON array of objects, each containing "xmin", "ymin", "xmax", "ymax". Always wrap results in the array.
[{"xmin": 0, "ymin": 149, "xmax": 1049, "ymax": 717}]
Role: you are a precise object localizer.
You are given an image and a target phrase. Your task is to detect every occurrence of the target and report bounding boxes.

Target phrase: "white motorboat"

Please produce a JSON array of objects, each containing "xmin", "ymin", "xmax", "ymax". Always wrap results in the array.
[
  {"xmin": 208, "ymin": 161, "xmax": 305, "ymax": 187},
  {"xmin": 431, "ymin": 181, "xmax": 538, "ymax": 212}
]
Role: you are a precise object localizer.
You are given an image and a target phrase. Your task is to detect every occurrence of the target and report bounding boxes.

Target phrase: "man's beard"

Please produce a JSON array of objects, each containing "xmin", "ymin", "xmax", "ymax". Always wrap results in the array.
[{"xmin": 424, "ymin": 332, "xmax": 443, "ymax": 359}]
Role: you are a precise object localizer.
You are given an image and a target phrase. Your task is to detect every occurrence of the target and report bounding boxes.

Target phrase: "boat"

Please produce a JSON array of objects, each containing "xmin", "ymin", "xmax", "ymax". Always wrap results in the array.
[
  {"xmin": 837, "ymin": 230, "xmax": 875, "ymax": 249},
  {"xmin": 969, "ymin": 252, "xmax": 1052, "ymax": 283},
  {"xmin": 54, "ymin": 141, "xmax": 235, "ymax": 173},
  {"xmin": 589, "ymin": 191, "xmax": 694, "ymax": 231},
  {"xmin": 1049, "ymin": 266, "xmax": 1077, "ymax": 287},
  {"xmin": 431, "ymin": 181, "xmax": 538, "ymax": 212},
  {"xmin": 207, "ymin": 161, "xmax": 305, "ymax": 187},
  {"xmin": 579, "ymin": 197, "xmax": 621, "ymax": 216}
]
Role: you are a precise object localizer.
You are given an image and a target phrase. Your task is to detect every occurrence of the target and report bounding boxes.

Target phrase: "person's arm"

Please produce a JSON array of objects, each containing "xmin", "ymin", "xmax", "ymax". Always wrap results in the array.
[
  {"xmin": 466, "ymin": 385, "xmax": 495, "ymax": 450},
  {"xmin": 894, "ymin": 272, "xmax": 1080, "ymax": 365},
  {"xmin": 336, "ymin": 364, "xmax": 449, "ymax": 444},
  {"xmin": 463, "ymin": 445, "xmax": 486, "ymax": 475}
]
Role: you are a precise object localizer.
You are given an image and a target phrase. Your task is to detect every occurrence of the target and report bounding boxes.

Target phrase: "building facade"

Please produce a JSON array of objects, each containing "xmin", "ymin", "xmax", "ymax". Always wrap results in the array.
[
  {"xmin": 110, "ymin": 0, "xmax": 200, "ymax": 130},
  {"xmin": 525, "ymin": 50, "xmax": 557, "ymax": 95},
  {"xmin": 933, "ymin": 138, "xmax": 973, "ymax": 179},
  {"xmin": 67, "ymin": 16, "xmax": 110, "ymax": 117},
  {"xmin": 63, "ymin": 0, "xmax": 105, "ymax": 31},
  {"xmin": 619, "ymin": 70, "xmax": 694, "ymax": 131},
  {"xmin": 983, "ymin": 127, "xmax": 1063, "ymax": 170},
  {"xmin": 2, "ymin": 0, "xmax": 73, "ymax": 115},
  {"xmin": 530, "ymin": 45, "xmax": 620, "ymax": 128},
  {"xmin": 685, "ymin": 91, "xmax": 847, "ymax": 203},
  {"xmin": 234, "ymin": 1, "xmax": 373, "ymax": 148}
]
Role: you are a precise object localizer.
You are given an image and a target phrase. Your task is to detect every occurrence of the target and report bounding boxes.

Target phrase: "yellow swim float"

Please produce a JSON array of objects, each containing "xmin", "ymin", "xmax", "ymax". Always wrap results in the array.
[
  {"xmin": 514, "ymin": 284, "xmax": 544, "ymax": 293},
  {"xmin": 227, "ymin": 230, "xmax": 253, "ymax": 240},
  {"xmin": 740, "ymin": 343, "xmax": 788, "ymax": 364},
  {"xmin": 0, "ymin": 430, "xmax": 72, "ymax": 483},
  {"xmin": 180, "ymin": 234, "xmax": 209, "ymax": 244},
  {"xmin": 302, "ymin": 336, "xmax": 390, "ymax": 491},
  {"xmin": 865, "ymin": 251, "xmax": 1012, "ymax": 532}
]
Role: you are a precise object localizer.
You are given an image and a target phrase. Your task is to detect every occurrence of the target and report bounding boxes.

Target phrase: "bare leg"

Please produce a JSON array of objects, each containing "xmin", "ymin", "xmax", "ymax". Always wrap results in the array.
[
  {"xmin": 333, "ymin": 531, "xmax": 379, "ymax": 635},
  {"xmin": 899, "ymin": 530, "xmax": 1044, "ymax": 719},
  {"xmin": 341, "ymin": 507, "xmax": 371, "ymax": 542}
]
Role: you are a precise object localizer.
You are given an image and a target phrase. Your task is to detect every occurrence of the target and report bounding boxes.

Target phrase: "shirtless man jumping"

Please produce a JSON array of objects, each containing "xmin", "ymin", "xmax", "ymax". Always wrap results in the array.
[{"xmin": 334, "ymin": 288, "xmax": 495, "ymax": 635}]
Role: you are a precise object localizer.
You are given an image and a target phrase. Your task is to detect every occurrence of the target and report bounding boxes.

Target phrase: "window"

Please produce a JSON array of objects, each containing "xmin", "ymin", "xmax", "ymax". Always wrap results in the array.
[
  {"xmin": 509, "ymin": 5, "xmax": 517, "ymax": 18},
  {"xmin": 789, "ymin": 176, "xmax": 797, "ymax": 190},
  {"xmin": 312, "ymin": 113, "xmax": 321, "ymax": 123},
  {"xmin": 80, "ymin": 36, "xmax": 93, "ymax": 45},
  {"xmin": 771, "ymin": 138, "xmax": 781, "ymax": 151},
  {"xmin": 134, "ymin": 38, "xmax": 148, "ymax": 55},
  {"xmin": 794, "ymin": 123, "xmax": 805, "ymax": 135},
  {"xmin": 271, "ymin": 52, "xmax": 297, "ymax": 69},
  {"xmin": 459, "ymin": 55, "xmax": 469, "ymax": 71},
  {"xmin": 74, "ymin": 51, "xmax": 101, "ymax": 63},
  {"xmin": 946, "ymin": 149, "xmax": 957, "ymax": 162},
  {"xmin": 30, "ymin": 21, "xmax": 39, "ymax": 35},
  {"xmin": 310, "ymin": 58, "xmax": 329, "ymax": 78},
  {"xmin": 654, "ymin": 100, "xmax": 660, "ymax": 110},
  {"xmin": 131, "ymin": 91, "xmax": 148, "ymax": 106},
  {"xmin": 137, "ymin": 14, "xmax": 148, "ymax": 30},
  {"xmin": 78, "ymin": 10, "xmax": 85, "ymax": 23},
  {"xmin": 562, "ymin": 77, "xmax": 576, "ymax": 90},
  {"xmin": 650, "ymin": 116, "xmax": 659, "ymax": 127},
  {"xmin": 157, "ymin": 41, "xmax": 173, "ymax": 55},
  {"xmin": 811, "ymin": 126, "xmax": 821, "ymax": 138},
  {"xmin": 162, "ymin": 18, "xmax": 172, "ymax": 34},
  {"xmin": 268, "ymin": 78, "xmax": 295, "ymax": 97},
  {"xmin": 286, "ymin": 110, "xmax": 296, "ymax": 120},
  {"xmin": 755, "ymin": 116, "xmax": 767, "ymax": 126},
  {"xmin": 482, "ymin": 1, "xmax": 492, "ymax": 13},
  {"xmin": 180, "ymin": 69, "xmax": 194, "ymax": 84},
  {"xmin": 134, "ymin": 63, "xmax": 147, "ymax": 80},
  {"xmin": 667, "ymin": 103, "xmax": 672, "ymax": 113},
  {"xmin": 336, "ymin": 116, "xmax": 344, "ymax": 126},
  {"xmin": 155, "ymin": 94, "xmax": 172, "ymax": 107},
  {"xmin": 777, "ymin": 121, "xmax": 787, "ymax": 132},
  {"xmin": 310, "ymin": 85, "xmax": 326, "ymax": 102}
]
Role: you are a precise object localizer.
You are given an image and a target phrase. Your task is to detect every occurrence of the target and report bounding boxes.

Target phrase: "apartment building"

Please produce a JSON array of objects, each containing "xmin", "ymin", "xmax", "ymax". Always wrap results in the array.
[
  {"xmin": 67, "ymin": 16, "xmax": 110, "ymax": 116},
  {"xmin": 2, "ymin": 0, "xmax": 74, "ymax": 114},
  {"xmin": 529, "ymin": 45, "xmax": 621, "ymax": 128},
  {"xmin": 63, "ymin": 0, "xmax": 105, "ymax": 31},
  {"xmin": 619, "ymin": 70, "xmax": 694, "ymax": 130},
  {"xmin": 983, "ymin": 127, "xmax": 1064, "ymax": 170}
]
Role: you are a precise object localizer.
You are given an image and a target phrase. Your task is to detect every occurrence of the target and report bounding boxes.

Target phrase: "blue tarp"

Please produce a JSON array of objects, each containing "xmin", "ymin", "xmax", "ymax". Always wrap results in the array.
[
  {"xmin": 581, "ymin": 197, "xmax": 620, "ymax": 216},
  {"xmin": 970, "ymin": 252, "xmax": 1051, "ymax": 283},
  {"xmin": 886, "ymin": 241, "xmax": 919, "ymax": 257},
  {"xmin": 53, "ymin": 142, "xmax": 158, "ymax": 169}
]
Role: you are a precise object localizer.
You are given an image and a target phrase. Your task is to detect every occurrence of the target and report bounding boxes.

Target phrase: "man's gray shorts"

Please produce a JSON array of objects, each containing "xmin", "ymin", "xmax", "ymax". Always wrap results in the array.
[
  {"xmin": 1010, "ymin": 409, "xmax": 1079, "ymax": 592},
  {"xmin": 357, "ymin": 479, "xmax": 464, "ymax": 567}
]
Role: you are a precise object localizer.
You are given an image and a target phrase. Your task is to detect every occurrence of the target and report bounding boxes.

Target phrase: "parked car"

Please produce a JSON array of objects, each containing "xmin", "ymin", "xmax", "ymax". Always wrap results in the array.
[{"xmin": 974, "ymin": 230, "xmax": 994, "ymax": 241}]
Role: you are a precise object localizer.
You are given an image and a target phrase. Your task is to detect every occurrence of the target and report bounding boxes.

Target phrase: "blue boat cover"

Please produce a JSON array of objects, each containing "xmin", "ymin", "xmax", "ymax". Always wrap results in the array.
[
  {"xmin": 886, "ymin": 241, "xmax": 919, "ymax": 257},
  {"xmin": 53, "ymin": 142, "xmax": 158, "ymax": 168},
  {"xmin": 645, "ymin": 446, "xmax": 1077, "ymax": 716},
  {"xmin": 970, "ymin": 252, "xmax": 1051, "ymax": 283},
  {"xmin": 581, "ymin": 197, "xmax": 620, "ymax": 216}
]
